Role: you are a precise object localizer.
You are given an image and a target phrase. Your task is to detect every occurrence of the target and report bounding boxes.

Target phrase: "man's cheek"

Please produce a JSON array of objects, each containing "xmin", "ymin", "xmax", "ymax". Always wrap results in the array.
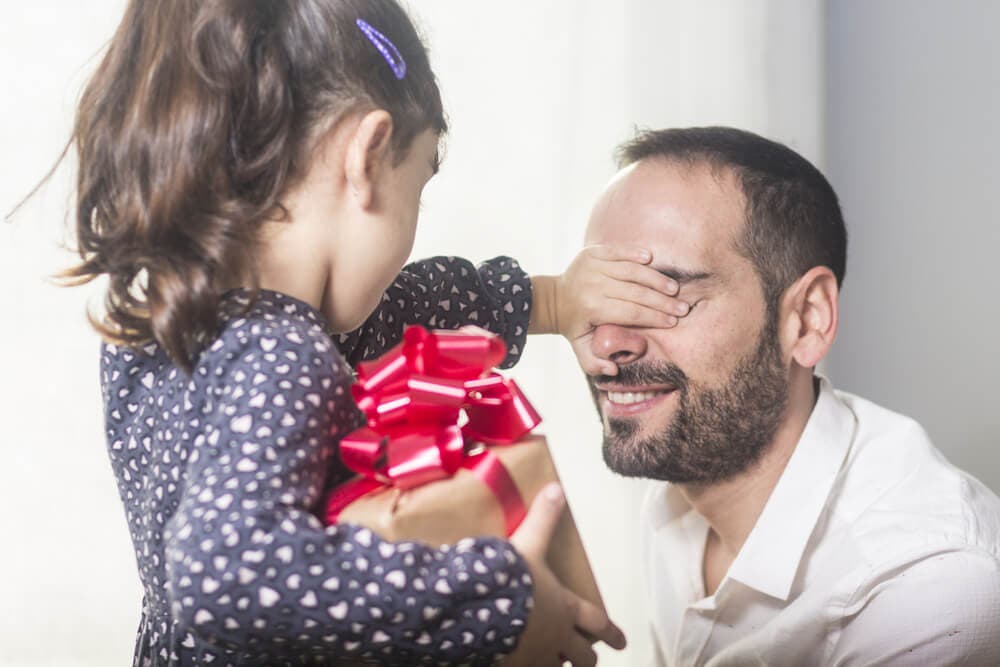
[{"xmin": 682, "ymin": 313, "xmax": 755, "ymax": 370}]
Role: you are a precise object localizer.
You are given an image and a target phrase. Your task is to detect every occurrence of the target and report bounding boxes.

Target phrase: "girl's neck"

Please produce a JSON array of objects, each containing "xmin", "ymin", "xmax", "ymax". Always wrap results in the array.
[
  {"xmin": 252, "ymin": 131, "xmax": 350, "ymax": 321},
  {"xmin": 254, "ymin": 215, "xmax": 331, "ymax": 315}
]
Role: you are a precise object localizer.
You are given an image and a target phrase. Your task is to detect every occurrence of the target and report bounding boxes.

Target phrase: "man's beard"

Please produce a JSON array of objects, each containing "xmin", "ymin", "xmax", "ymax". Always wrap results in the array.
[{"xmin": 589, "ymin": 319, "xmax": 789, "ymax": 484}]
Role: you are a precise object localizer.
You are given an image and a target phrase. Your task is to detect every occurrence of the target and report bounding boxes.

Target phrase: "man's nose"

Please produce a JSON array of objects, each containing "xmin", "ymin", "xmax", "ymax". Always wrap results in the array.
[{"xmin": 590, "ymin": 323, "xmax": 648, "ymax": 369}]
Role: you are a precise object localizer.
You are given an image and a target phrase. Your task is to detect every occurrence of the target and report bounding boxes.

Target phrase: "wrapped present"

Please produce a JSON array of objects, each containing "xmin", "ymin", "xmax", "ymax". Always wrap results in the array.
[{"xmin": 323, "ymin": 325, "xmax": 604, "ymax": 612}]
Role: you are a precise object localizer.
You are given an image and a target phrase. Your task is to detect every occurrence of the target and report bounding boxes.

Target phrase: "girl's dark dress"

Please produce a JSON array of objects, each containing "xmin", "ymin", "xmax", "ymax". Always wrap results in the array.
[{"xmin": 101, "ymin": 257, "xmax": 534, "ymax": 666}]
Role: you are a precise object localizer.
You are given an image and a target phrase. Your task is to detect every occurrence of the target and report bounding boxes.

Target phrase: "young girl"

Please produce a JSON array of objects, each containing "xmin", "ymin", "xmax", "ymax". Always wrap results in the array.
[{"xmin": 64, "ymin": 1, "xmax": 687, "ymax": 664}]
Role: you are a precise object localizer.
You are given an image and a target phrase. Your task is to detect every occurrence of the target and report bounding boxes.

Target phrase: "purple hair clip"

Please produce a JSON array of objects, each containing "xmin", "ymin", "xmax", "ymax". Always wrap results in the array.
[{"xmin": 356, "ymin": 18, "xmax": 407, "ymax": 80}]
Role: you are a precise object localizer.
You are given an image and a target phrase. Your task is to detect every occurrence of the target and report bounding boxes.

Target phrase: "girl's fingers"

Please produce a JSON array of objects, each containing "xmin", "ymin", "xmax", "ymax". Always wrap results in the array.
[
  {"xmin": 582, "ymin": 244, "xmax": 652, "ymax": 264},
  {"xmin": 572, "ymin": 344, "xmax": 618, "ymax": 378},
  {"xmin": 595, "ymin": 300, "xmax": 680, "ymax": 330},
  {"xmin": 602, "ymin": 281, "xmax": 689, "ymax": 317},
  {"xmin": 599, "ymin": 261, "xmax": 679, "ymax": 296}
]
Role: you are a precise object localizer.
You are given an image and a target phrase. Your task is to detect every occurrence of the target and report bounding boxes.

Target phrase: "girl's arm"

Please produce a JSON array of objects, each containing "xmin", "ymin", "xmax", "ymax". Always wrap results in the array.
[
  {"xmin": 163, "ymin": 320, "xmax": 531, "ymax": 665},
  {"xmin": 335, "ymin": 255, "xmax": 531, "ymax": 368},
  {"xmin": 335, "ymin": 248, "xmax": 687, "ymax": 372}
]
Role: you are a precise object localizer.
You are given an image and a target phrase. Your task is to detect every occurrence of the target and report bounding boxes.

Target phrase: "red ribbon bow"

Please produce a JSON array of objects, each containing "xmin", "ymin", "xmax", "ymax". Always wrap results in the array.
[{"xmin": 324, "ymin": 326, "xmax": 541, "ymax": 535}]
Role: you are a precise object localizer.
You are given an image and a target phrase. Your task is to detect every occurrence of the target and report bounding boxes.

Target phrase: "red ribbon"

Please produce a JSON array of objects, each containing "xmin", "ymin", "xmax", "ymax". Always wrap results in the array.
[{"xmin": 324, "ymin": 326, "xmax": 541, "ymax": 536}]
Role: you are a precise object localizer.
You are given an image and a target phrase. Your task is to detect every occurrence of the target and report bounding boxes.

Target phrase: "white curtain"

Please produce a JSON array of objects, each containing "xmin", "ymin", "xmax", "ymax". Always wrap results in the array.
[{"xmin": 0, "ymin": 2, "xmax": 823, "ymax": 664}]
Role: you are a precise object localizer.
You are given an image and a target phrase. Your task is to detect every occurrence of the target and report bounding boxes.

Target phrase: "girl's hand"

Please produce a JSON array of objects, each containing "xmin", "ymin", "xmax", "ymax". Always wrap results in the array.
[
  {"xmin": 505, "ymin": 484, "xmax": 627, "ymax": 666},
  {"xmin": 530, "ymin": 245, "xmax": 690, "ymax": 376}
]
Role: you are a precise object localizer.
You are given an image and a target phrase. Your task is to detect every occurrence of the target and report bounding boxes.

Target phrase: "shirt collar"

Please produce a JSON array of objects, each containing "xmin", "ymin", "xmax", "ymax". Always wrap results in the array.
[{"xmin": 725, "ymin": 375, "xmax": 856, "ymax": 600}]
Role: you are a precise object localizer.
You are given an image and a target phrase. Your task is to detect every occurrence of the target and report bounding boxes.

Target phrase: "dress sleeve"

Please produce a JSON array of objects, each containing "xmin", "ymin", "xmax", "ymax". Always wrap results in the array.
[
  {"xmin": 163, "ymin": 322, "xmax": 532, "ymax": 665},
  {"xmin": 335, "ymin": 256, "xmax": 532, "ymax": 369}
]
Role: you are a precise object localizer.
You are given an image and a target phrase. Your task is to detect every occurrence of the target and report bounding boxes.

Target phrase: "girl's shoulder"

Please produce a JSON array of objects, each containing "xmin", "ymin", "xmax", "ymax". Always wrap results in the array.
[
  {"xmin": 201, "ymin": 288, "xmax": 352, "ymax": 386},
  {"xmin": 101, "ymin": 290, "xmax": 356, "ymax": 430},
  {"xmin": 101, "ymin": 289, "xmax": 352, "ymax": 400}
]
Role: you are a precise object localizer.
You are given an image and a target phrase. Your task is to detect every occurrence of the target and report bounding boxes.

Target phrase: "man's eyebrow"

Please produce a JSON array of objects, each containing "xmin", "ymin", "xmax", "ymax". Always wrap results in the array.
[{"xmin": 653, "ymin": 266, "xmax": 714, "ymax": 284}]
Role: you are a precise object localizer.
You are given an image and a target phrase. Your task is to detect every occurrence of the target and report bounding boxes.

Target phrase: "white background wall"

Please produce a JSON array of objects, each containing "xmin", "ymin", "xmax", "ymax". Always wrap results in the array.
[
  {"xmin": 1, "ymin": 2, "xmax": 995, "ymax": 666},
  {"xmin": 825, "ymin": 0, "xmax": 1000, "ymax": 493},
  {"xmin": 1, "ymin": 3, "xmax": 143, "ymax": 666}
]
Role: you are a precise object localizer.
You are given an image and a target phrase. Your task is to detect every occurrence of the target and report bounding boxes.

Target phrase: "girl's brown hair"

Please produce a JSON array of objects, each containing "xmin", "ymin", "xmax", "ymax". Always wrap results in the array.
[{"xmin": 62, "ymin": 0, "xmax": 445, "ymax": 371}]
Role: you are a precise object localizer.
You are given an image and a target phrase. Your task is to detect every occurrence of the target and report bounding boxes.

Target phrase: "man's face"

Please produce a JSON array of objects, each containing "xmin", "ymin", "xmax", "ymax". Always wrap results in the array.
[{"xmin": 584, "ymin": 160, "xmax": 790, "ymax": 484}]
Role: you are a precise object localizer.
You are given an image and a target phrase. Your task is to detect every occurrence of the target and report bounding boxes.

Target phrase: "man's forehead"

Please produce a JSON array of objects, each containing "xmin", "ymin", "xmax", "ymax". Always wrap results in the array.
[{"xmin": 587, "ymin": 160, "xmax": 743, "ymax": 245}]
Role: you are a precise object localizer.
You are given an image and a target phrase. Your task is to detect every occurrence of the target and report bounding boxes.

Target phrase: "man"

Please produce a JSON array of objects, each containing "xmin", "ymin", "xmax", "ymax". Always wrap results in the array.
[{"xmin": 574, "ymin": 127, "xmax": 1000, "ymax": 665}]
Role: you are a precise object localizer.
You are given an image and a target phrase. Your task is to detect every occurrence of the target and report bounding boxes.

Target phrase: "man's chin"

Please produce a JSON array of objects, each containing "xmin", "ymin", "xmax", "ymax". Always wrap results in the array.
[
  {"xmin": 601, "ymin": 433, "xmax": 661, "ymax": 479},
  {"xmin": 601, "ymin": 427, "xmax": 713, "ymax": 483}
]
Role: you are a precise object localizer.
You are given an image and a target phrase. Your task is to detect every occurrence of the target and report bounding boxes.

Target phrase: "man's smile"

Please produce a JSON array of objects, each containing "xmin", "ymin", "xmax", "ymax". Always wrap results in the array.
[{"xmin": 595, "ymin": 382, "xmax": 679, "ymax": 417}]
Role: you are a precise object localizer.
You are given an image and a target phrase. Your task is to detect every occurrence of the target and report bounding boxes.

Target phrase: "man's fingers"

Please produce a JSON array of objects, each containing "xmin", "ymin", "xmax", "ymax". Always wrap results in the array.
[
  {"xmin": 560, "ymin": 634, "xmax": 598, "ymax": 667},
  {"xmin": 583, "ymin": 244, "xmax": 652, "ymax": 264},
  {"xmin": 569, "ymin": 594, "xmax": 628, "ymax": 650},
  {"xmin": 510, "ymin": 483, "xmax": 565, "ymax": 558}
]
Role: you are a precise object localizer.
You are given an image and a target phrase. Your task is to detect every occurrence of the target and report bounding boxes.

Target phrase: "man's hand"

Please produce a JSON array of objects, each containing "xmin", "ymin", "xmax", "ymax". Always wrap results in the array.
[
  {"xmin": 505, "ymin": 483, "xmax": 627, "ymax": 666},
  {"xmin": 530, "ymin": 245, "xmax": 689, "ymax": 376}
]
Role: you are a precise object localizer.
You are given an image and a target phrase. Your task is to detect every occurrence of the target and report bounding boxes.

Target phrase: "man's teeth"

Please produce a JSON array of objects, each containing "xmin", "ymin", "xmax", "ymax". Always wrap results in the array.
[{"xmin": 606, "ymin": 390, "xmax": 666, "ymax": 405}]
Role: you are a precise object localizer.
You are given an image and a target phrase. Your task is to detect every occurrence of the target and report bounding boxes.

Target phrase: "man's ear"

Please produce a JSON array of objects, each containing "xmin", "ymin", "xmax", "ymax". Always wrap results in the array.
[
  {"xmin": 344, "ymin": 109, "xmax": 394, "ymax": 210},
  {"xmin": 780, "ymin": 266, "xmax": 839, "ymax": 369}
]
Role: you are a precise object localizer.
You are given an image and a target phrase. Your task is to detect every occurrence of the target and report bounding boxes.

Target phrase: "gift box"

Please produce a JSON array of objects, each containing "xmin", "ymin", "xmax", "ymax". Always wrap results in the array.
[
  {"xmin": 323, "ymin": 326, "xmax": 605, "ymax": 618},
  {"xmin": 335, "ymin": 434, "xmax": 603, "ymax": 610}
]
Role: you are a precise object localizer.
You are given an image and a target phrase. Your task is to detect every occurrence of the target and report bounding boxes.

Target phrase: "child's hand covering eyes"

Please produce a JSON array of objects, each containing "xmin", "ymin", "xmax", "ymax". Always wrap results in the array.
[{"xmin": 533, "ymin": 245, "xmax": 691, "ymax": 376}]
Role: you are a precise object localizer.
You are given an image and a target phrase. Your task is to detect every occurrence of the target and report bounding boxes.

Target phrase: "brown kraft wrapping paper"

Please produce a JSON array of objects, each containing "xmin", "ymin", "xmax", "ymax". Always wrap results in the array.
[{"xmin": 336, "ymin": 434, "xmax": 605, "ymax": 613}]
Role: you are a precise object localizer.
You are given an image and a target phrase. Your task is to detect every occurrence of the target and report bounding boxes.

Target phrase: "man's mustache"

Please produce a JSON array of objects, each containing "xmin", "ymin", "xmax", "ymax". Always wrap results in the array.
[{"xmin": 589, "ymin": 361, "xmax": 689, "ymax": 393}]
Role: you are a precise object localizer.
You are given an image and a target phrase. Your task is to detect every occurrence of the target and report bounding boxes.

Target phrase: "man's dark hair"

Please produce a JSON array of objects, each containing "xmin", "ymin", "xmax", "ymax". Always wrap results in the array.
[{"xmin": 617, "ymin": 127, "xmax": 847, "ymax": 315}]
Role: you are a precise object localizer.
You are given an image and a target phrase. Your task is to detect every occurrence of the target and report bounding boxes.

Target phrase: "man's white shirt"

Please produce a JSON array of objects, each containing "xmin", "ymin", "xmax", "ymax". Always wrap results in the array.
[{"xmin": 641, "ymin": 377, "xmax": 1000, "ymax": 666}]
